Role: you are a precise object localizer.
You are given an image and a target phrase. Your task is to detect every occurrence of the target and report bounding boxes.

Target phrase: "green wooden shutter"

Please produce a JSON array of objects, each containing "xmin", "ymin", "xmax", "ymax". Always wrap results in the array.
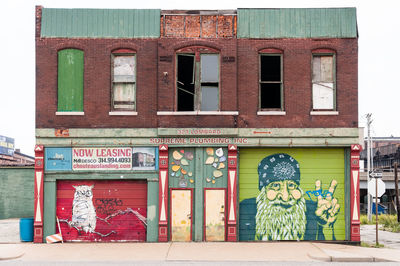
[{"xmin": 58, "ymin": 49, "xmax": 84, "ymax": 112}]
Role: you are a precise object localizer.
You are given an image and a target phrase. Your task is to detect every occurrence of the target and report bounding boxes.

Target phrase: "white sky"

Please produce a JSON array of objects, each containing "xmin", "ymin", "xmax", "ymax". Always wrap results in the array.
[{"xmin": 1, "ymin": 0, "xmax": 398, "ymax": 156}]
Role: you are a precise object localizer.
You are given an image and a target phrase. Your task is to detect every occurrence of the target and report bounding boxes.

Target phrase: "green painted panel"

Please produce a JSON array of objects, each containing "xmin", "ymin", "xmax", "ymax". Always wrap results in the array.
[
  {"xmin": 0, "ymin": 168, "xmax": 34, "ymax": 219},
  {"xmin": 169, "ymin": 148, "xmax": 196, "ymax": 188},
  {"xmin": 168, "ymin": 147, "xmax": 228, "ymax": 241},
  {"xmin": 344, "ymin": 148, "xmax": 351, "ymax": 241},
  {"xmin": 238, "ymin": 8, "xmax": 357, "ymax": 38},
  {"xmin": 238, "ymin": 148, "xmax": 345, "ymax": 241},
  {"xmin": 43, "ymin": 180, "xmax": 57, "ymax": 242},
  {"xmin": 146, "ymin": 180, "xmax": 159, "ymax": 242},
  {"xmin": 58, "ymin": 49, "xmax": 84, "ymax": 112},
  {"xmin": 41, "ymin": 8, "xmax": 160, "ymax": 38},
  {"xmin": 194, "ymin": 148, "xmax": 203, "ymax": 241}
]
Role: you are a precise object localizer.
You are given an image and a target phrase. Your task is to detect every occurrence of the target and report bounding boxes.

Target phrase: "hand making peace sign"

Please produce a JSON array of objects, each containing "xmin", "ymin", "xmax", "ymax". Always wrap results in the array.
[{"xmin": 314, "ymin": 179, "xmax": 340, "ymax": 226}]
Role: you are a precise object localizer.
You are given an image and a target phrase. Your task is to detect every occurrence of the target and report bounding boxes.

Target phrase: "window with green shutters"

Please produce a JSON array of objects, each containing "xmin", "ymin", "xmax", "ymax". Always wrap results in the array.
[{"xmin": 57, "ymin": 49, "xmax": 84, "ymax": 112}]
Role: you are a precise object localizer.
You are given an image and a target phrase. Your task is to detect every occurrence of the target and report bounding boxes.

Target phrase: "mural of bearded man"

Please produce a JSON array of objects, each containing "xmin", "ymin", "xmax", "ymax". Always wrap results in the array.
[{"xmin": 239, "ymin": 153, "xmax": 340, "ymax": 241}]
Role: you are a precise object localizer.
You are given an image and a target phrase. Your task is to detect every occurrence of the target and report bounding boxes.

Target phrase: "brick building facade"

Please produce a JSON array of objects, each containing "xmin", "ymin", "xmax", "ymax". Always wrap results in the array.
[{"xmin": 35, "ymin": 6, "xmax": 361, "ymax": 243}]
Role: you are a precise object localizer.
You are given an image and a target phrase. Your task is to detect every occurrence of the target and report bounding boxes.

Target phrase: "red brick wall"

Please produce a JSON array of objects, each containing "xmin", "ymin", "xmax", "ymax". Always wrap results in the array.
[
  {"xmin": 36, "ymin": 7, "xmax": 358, "ymax": 129},
  {"xmin": 36, "ymin": 38, "xmax": 159, "ymax": 128},
  {"xmin": 236, "ymin": 38, "xmax": 358, "ymax": 128}
]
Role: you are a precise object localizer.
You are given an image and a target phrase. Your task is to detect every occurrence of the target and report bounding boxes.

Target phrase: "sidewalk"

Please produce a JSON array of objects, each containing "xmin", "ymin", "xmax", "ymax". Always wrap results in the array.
[
  {"xmin": 1, "ymin": 218, "xmax": 400, "ymax": 263},
  {"xmin": 1, "ymin": 242, "xmax": 400, "ymax": 262}
]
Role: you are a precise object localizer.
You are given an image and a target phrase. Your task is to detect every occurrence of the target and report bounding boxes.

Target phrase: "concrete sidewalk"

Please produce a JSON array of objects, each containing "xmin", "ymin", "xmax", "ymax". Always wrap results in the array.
[{"xmin": 1, "ymin": 242, "xmax": 400, "ymax": 263}]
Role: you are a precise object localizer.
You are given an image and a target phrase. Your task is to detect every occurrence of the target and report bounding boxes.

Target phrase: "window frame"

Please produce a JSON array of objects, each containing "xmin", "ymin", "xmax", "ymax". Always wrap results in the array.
[
  {"xmin": 311, "ymin": 52, "xmax": 336, "ymax": 111},
  {"xmin": 111, "ymin": 49, "xmax": 137, "ymax": 112},
  {"xmin": 175, "ymin": 46, "xmax": 220, "ymax": 112},
  {"xmin": 258, "ymin": 51, "xmax": 284, "ymax": 111}
]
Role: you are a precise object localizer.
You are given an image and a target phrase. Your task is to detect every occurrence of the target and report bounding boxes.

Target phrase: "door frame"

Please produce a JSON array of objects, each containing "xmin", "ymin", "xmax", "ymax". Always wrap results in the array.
[
  {"xmin": 169, "ymin": 188, "xmax": 194, "ymax": 241},
  {"xmin": 203, "ymin": 188, "xmax": 227, "ymax": 241}
]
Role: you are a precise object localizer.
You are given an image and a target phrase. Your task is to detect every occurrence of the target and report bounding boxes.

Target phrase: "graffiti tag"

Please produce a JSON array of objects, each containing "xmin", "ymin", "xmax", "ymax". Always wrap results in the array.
[
  {"xmin": 95, "ymin": 198, "xmax": 123, "ymax": 215},
  {"xmin": 305, "ymin": 189, "xmax": 333, "ymax": 200}
]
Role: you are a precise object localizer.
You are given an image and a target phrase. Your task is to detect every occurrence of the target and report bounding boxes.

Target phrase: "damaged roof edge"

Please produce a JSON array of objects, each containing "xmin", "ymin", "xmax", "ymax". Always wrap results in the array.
[{"xmin": 161, "ymin": 10, "xmax": 237, "ymax": 15}]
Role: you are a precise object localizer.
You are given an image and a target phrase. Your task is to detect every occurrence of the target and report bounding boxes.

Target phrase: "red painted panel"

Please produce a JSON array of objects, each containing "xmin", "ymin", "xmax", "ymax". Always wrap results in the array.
[{"xmin": 56, "ymin": 180, "xmax": 147, "ymax": 242}]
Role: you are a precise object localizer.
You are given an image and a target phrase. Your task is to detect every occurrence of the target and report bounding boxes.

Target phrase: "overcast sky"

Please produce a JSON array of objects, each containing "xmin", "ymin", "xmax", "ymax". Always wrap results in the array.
[{"xmin": 1, "ymin": 0, "xmax": 398, "ymax": 156}]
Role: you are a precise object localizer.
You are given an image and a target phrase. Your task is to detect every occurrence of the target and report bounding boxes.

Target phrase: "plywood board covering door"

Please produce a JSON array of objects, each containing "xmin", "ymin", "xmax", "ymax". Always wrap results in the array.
[
  {"xmin": 205, "ymin": 189, "xmax": 225, "ymax": 241},
  {"xmin": 171, "ymin": 189, "xmax": 192, "ymax": 241}
]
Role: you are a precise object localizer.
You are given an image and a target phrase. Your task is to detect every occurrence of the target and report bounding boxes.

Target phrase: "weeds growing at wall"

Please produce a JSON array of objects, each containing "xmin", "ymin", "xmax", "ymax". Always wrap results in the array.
[{"xmin": 360, "ymin": 214, "xmax": 400, "ymax": 233}]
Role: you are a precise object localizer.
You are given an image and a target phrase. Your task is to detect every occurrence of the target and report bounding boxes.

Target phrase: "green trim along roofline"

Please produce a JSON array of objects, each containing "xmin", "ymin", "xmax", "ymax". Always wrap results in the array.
[
  {"xmin": 39, "ymin": 8, "xmax": 357, "ymax": 39},
  {"xmin": 237, "ymin": 8, "xmax": 357, "ymax": 39},
  {"xmin": 41, "ymin": 8, "xmax": 161, "ymax": 38}
]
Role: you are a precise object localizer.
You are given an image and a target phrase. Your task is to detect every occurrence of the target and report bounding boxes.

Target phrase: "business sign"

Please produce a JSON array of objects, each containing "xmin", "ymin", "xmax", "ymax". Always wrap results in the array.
[
  {"xmin": 132, "ymin": 147, "xmax": 158, "ymax": 170},
  {"xmin": 45, "ymin": 148, "xmax": 72, "ymax": 171},
  {"xmin": 0, "ymin": 135, "xmax": 15, "ymax": 156},
  {"xmin": 72, "ymin": 147, "xmax": 132, "ymax": 171}
]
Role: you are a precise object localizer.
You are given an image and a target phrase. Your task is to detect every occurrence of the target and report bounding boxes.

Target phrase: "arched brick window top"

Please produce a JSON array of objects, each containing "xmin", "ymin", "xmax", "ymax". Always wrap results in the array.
[
  {"xmin": 112, "ymin": 48, "xmax": 136, "ymax": 54},
  {"xmin": 312, "ymin": 48, "xmax": 336, "ymax": 54},
  {"xmin": 177, "ymin": 46, "xmax": 219, "ymax": 54},
  {"xmin": 259, "ymin": 48, "xmax": 283, "ymax": 54}
]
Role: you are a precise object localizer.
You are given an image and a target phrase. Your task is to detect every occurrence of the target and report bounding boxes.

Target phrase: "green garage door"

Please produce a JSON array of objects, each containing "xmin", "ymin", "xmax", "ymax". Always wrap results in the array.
[{"xmin": 239, "ymin": 148, "xmax": 345, "ymax": 241}]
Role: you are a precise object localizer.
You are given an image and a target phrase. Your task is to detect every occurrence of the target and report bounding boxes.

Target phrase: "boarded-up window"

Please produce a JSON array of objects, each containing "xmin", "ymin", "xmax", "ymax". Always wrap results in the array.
[
  {"xmin": 177, "ymin": 52, "xmax": 219, "ymax": 111},
  {"xmin": 260, "ymin": 55, "xmax": 282, "ymax": 110},
  {"xmin": 112, "ymin": 53, "xmax": 136, "ymax": 110},
  {"xmin": 312, "ymin": 55, "xmax": 335, "ymax": 110},
  {"xmin": 58, "ymin": 49, "xmax": 84, "ymax": 112}
]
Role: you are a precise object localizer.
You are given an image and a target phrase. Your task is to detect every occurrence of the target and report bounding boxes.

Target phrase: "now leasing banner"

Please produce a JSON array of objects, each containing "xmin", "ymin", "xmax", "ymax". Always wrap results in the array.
[{"xmin": 72, "ymin": 147, "xmax": 132, "ymax": 171}]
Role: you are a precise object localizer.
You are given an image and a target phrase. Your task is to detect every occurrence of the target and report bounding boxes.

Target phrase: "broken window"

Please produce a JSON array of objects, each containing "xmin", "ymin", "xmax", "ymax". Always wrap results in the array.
[
  {"xmin": 177, "ymin": 52, "xmax": 219, "ymax": 111},
  {"xmin": 111, "ymin": 50, "xmax": 136, "ymax": 110},
  {"xmin": 312, "ymin": 54, "xmax": 335, "ymax": 110},
  {"xmin": 259, "ymin": 54, "xmax": 282, "ymax": 109}
]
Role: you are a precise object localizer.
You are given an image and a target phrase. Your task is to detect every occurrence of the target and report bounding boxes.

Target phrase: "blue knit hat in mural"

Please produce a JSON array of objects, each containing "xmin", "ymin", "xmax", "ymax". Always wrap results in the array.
[{"xmin": 258, "ymin": 153, "xmax": 300, "ymax": 190}]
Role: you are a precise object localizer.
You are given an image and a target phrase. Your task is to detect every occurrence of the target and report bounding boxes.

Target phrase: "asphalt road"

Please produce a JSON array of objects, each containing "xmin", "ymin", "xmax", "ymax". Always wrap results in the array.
[{"xmin": 1, "ymin": 261, "xmax": 400, "ymax": 266}]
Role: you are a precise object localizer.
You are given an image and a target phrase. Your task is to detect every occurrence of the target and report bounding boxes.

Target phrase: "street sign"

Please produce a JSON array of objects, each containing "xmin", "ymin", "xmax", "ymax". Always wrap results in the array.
[
  {"xmin": 368, "ymin": 179, "xmax": 385, "ymax": 197},
  {"xmin": 369, "ymin": 171, "xmax": 383, "ymax": 178}
]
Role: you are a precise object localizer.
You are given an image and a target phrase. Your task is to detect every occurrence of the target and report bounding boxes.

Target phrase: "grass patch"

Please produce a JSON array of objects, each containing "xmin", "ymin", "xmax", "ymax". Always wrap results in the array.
[
  {"xmin": 360, "ymin": 214, "xmax": 400, "ymax": 233},
  {"xmin": 361, "ymin": 241, "xmax": 385, "ymax": 248}
]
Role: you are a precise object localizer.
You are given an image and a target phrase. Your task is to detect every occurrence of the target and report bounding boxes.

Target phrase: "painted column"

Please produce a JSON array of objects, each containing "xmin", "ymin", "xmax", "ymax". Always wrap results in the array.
[
  {"xmin": 227, "ymin": 144, "xmax": 238, "ymax": 241},
  {"xmin": 34, "ymin": 145, "xmax": 44, "ymax": 243},
  {"xmin": 158, "ymin": 144, "xmax": 169, "ymax": 242},
  {"xmin": 350, "ymin": 144, "xmax": 362, "ymax": 241}
]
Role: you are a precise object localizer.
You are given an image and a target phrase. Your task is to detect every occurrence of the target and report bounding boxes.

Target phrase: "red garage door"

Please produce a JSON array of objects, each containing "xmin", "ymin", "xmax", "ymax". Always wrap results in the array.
[{"xmin": 56, "ymin": 180, "xmax": 147, "ymax": 242}]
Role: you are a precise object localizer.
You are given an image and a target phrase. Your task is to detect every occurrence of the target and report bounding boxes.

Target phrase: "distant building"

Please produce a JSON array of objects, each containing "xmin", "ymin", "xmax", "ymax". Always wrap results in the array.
[
  {"xmin": 359, "ymin": 137, "xmax": 400, "ymax": 214},
  {"xmin": 0, "ymin": 135, "xmax": 34, "ymax": 166}
]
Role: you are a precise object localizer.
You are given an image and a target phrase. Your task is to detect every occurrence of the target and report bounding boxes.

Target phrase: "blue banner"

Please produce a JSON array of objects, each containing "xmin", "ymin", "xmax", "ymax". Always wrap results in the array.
[{"xmin": 45, "ymin": 148, "xmax": 72, "ymax": 171}]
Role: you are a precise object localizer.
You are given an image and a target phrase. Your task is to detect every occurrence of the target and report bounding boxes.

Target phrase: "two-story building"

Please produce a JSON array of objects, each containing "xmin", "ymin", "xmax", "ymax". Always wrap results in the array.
[{"xmin": 35, "ymin": 6, "xmax": 361, "ymax": 243}]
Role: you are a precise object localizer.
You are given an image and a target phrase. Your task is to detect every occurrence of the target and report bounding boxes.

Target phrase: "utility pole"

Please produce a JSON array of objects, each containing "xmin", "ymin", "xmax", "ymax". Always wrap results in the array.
[
  {"xmin": 366, "ymin": 113, "xmax": 373, "ymax": 221},
  {"xmin": 394, "ymin": 162, "xmax": 400, "ymax": 223}
]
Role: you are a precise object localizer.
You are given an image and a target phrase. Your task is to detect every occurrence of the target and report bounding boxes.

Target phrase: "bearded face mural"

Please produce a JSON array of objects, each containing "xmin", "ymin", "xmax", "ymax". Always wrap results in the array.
[{"xmin": 239, "ymin": 153, "xmax": 341, "ymax": 241}]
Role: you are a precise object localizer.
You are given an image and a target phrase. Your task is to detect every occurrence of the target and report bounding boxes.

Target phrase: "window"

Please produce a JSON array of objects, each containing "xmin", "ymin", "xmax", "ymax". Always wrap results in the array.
[
  {"xmin": 176, "ymin": 48, "xmax": 219, "ymax": 111},
  {"xmin": 57, "ymin": 49, "xmax": 84, "ymax": 112},
  {"xmin": 111, "ymin": 49, "xmax": 136, "ymax": 111},
  {"xmin": 259, "ymin": 53, "xmax": 283, "ymax": 110},
  {"xmin": 312, "ymin": 54, "xmax": 335, "ymax": 110}
]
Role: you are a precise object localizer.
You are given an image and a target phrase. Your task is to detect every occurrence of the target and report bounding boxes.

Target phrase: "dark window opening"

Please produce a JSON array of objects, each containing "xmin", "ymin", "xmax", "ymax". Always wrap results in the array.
[
  {"xmin": 177, "ymin": 53, "xmax": 219, "ymax": 111},
  {"xmin": 177, "ymin": 55, "xmax": 195, "ymax": 111},
  {"xmin": 260, "ymin": 55, "xmax": 282, "ymax": 109},
  {"xmin": 260, "ymin": 83, "xmax": 281, "ymax": 109}
]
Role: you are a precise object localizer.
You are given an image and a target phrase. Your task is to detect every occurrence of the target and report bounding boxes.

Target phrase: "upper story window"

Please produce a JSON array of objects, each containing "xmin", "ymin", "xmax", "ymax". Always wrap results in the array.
[
  {"xmin": 259, "ymin": 49, "xmax": 283, "ymax": 110},
  {"xmin": 111, "ymin": 49, "xmax": 136, "ymax": 111},
  {"xmin": 57, "ymin": 49, "xmax": 84, "ymax": 112},
  {"xmin": 176, "ymin": 47, "xmax": 219, "ymax": 111},
  {"xmin": 312, "ymin": 51, "xmax": 335, "ymax": 110}
]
